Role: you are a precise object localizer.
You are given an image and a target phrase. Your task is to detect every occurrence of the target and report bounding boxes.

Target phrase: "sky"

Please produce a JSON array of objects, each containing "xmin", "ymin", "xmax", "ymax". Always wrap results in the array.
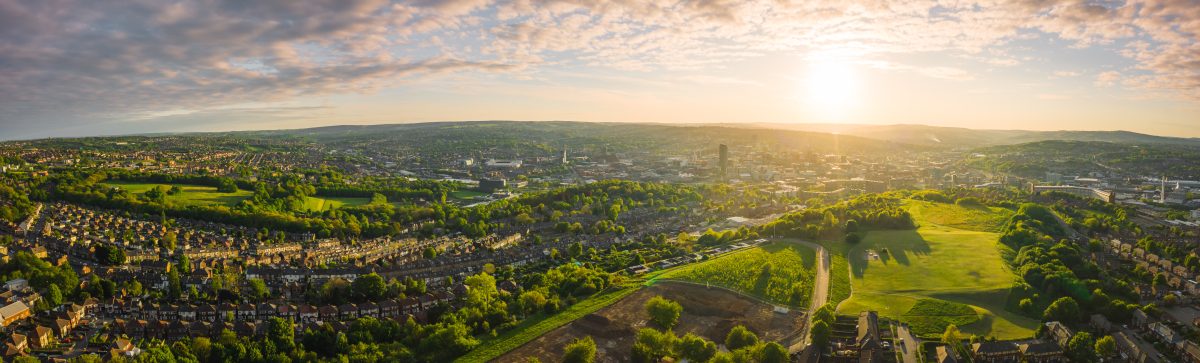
[{"xmin": 1, "ymin": 0, "xmax": 1199, "ymax": 140}]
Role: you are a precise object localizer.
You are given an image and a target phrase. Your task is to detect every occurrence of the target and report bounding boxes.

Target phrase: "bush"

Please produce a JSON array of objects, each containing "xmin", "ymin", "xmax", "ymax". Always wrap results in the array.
[
  {"xmin": 678, "ymin": 333, "xmax": 717, "ymax": 362},
  {"xmin": 725, "ymin": 325, "xmax": 758, "ymax": 350},
  {"xmin": 844, "ymin": 233, "xmax": 862, "ymax": 244},
  {"xmin": 563, "ymin": 336, "xmax": 597, "ymax": 363},
  {"xmin": 758, "ymin": 342, "xmax": 789, "ymax": 363},
  {"xmin": 645, "ymin": 296, "xmax": 682, "ymax": 329},
  {"xmin": 955, "ymin": 197, "xmax": 983, "ymax": 207},
  {"xmin": 1043, "ymin": 297, "xmax": 1081, "ymax": 323}
]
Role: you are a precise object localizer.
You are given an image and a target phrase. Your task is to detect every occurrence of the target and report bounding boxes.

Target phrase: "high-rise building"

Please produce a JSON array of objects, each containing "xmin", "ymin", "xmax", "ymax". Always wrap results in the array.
[
  {"xmin": 718, "ymin": 144, "xmax": 729, "ymax": 179},
  {"xmin": 561, "ymin": 146, "xmax": 568, "ymax": 165},
  {"xmin": 1161, "ymin": 176, "xmax": 1167, "ymax": 203}
]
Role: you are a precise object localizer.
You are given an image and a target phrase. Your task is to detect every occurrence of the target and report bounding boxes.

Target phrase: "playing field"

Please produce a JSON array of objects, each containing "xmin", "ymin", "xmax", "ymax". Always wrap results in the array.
[
  {"xmin": 103, "ymin": 181, "xmax": 380, "ymax": 211},
  {"xmin": 834, "ymin": 200, "xmax": 1036, "ymax": 339},
  {"xmin": 658, "ymin": 242, "xmax": 817, "ymax": 308},
  {"xmin": 906, "ymin": 200, "xmax": 1013, "ymax": 232},
  {"xmin": 450, "ymin": 190, "xmax": 489, "ymax": 200},
  {"xmin": 299, "ymin": 196, "xmax": 373, "ymax": 211},
  {"xmin": 102, "ymin": 181, "xmax": 252, "ymax": 207}
]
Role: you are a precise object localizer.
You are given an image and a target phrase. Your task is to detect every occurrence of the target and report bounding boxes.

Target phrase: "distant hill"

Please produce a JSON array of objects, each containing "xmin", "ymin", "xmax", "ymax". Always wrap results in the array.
[
  {"xmin": 737, "ymin": 123, "xmax": 1200, "ymax": 148},
  {"xmin": 235, "ymin": 121, "xmax": 921, "ymax": 154}
]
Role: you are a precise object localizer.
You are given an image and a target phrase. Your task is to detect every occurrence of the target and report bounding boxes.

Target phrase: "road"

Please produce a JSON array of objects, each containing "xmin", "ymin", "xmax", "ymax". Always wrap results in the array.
[
  {"xmin": 896, "ymin": 324, "xmax": 921, "ymax": 363},
  {"xmin": 782, "ymin": 239, "xmax": 829, "ymax": 353}
]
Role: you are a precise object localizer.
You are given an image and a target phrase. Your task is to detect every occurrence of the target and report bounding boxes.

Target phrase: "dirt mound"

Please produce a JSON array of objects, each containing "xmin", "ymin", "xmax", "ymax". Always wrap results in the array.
[{"xmin": 495, "ymin": 282, "xmax": 805, "ymax": 363}]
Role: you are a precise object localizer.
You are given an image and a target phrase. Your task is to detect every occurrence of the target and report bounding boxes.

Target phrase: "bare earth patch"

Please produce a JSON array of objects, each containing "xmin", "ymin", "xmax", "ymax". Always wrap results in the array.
[{"xmin": 496, "ymin": 282, "xmax": 804, "ymax": 362}]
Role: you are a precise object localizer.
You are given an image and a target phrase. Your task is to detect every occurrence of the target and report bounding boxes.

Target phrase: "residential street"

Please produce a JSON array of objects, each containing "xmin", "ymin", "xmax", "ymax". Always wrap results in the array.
[
  {"xmin": 784, "ymin": 239, "xmax": 829, "ymax": 353},
  {"xmin": 896, "ymin": 323, "xmax": 921, "ymax": 363}
]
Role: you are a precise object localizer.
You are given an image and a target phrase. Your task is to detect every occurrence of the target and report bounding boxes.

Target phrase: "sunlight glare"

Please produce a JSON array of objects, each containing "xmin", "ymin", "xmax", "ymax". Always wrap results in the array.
[{"xmin": 803, "ymin": 58, "xmax": 860, "ymax": 121}]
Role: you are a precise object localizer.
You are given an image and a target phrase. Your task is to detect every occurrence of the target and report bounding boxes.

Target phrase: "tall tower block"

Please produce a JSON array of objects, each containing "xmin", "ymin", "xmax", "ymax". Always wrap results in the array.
[{"xmin": 718, "ymin": 144, "xmax": 729, "ymax": 179}]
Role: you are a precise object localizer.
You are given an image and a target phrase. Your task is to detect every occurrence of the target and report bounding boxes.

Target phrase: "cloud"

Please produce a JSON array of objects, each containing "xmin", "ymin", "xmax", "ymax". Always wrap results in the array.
[
  {"xmin": 1037, "ymin": 93, "xmax": 1072, "ymax": 100},
  {"xmin": 0, "ymin": 0, "xmax": 512, "ymax": 133},
  {"xmin": 1, "ymin": 0, "xmax": 1199, "ymax": 137},
  {"xmin": 1096, "ymin": 71, "xmax": 1123, "ymax": 87}
]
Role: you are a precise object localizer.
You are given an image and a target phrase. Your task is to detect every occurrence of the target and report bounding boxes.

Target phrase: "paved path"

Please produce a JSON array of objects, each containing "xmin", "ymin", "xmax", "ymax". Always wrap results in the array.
[
  {"xmin": 780, "ymin": 239, "xmax": 829, "ymax": 353},
  {"xmin": 896, "ymin": 323, "xmax": 921, "ymax": 363}
]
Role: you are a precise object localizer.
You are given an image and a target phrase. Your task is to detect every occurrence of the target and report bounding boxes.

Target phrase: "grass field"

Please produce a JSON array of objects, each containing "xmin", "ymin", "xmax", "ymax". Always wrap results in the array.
[
  {"xmin": 833, "ymin": 200, "xmax": 1036, "ymax": 339},
  {"xmin": 906, "ymin": 200, "xmax": 1013, "ymax": 232},
  {"xmin": 829, "ymin": 254, "xmax": 851, "ymax": 308},
  {"xmin": 299, "ymin": 196, "xmax": 373, "ymax": 212},
  {"xmin": 104, "ymin": 181, "xmax": 385, "ymax": 212},
  {"xmin": 658, "ymin": 242, "xmax": 817, "ymax": 307},
  {"xmin": 450, "ymin": 190, "xmax": 489, "ymax": 200},
  {"xmin": 900, "ymin": 299, "xmax": 980, "ymax": 336},
  {"xmin": 102, "ymin": 181, "xmax": 251, "ymax": 207},
  {"xmin": 454, "ymin": 284, "xmax": 640, "ymax": 363}
]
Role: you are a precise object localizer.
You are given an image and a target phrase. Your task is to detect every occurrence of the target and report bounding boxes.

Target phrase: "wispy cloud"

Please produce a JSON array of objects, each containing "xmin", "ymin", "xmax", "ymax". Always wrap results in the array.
[{"xmin": 1, "ymin": 0, "xmax": 1198, "ymax": 137}]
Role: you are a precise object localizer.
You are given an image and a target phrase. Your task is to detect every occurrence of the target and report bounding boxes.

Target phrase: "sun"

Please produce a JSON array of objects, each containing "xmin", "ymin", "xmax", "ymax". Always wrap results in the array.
[{"xmin": 802, "ymin": 58, "xmax": 860, "ymax": 121}]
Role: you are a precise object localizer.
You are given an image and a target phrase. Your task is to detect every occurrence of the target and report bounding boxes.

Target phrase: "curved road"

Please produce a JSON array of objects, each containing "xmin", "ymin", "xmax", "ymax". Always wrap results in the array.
[{"xmin": 780, "ymin": 239, "xmax": 830, "ymax": 352}]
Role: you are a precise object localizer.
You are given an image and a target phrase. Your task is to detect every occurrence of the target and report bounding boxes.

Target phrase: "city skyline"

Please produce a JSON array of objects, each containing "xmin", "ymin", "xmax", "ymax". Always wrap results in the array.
[{"xmin": 2, "ymin": 0, "xmax": 1199, "ymax": 140}]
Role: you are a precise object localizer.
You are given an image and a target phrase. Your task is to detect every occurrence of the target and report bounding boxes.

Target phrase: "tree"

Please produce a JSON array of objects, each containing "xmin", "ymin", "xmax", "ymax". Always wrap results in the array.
[
  {"xmin": 69, "ymin": 354, "xmax": 104, "ymax": 363},
  {"xmin": 568, "ymin": 242, "xmax": 584, "ymax": 258},
  {"xmin": 267, "ymin": 317, "xmax": 295, "ymax": 351},
  {"xmin": 645, "ymin": 296, "xmax": 682, "ymax": 329},
  {"xmin": 677, "ymin": 232, "xmax": 693, "ymax": 244},
  {"xmin": 725, "ymin": 325, "xmax": 758, "ymax": 350},
  {"xmin": 246, "ymin": 278, "xmax": 269, "ymax": 301},
  {"xmin": 941, "ymin": 324, "xmax": 961, "ymax": 345},
  {"xmin": 678, "ymin": 333, "xmax": 717, "ymax": 362},
  {"xmin": 562, "ymin": 336, "xmax": 597, "ymax": 363},
  {"xmin": 758, "ymin": 342, "xmax": 789, "ymax": 363},
  {"xmin": 1043, "ymin": 297, "xmax": 1082, "ymax": 323},
  {"xmin": 216, "ymin": 178, "xmax": 238, "ymax": 193},
  {"xmin": 166, "ymin": 265, "xmax": 182, "ymax": 299},
  {"xmin": 813, "ymin": 304, "xmax": 836, "ymax": 326},
  {"xmin": 844, "ymin": 233, "xmax": 862, "ymax": 244},
  {"xmin": 632, "ymin": 328, "xmax": 675, "ymax": 362},
  {"xmin": 810, "ymin": 320, "xmax": 831, "ymax": 348},
  {"xmin": 519, "ymin": 290, "xmax": 547, "ymax": 315},
  {"xmin": 844, "ymin": 219, "xmax": 859, "ymax": 232},
  {"xmin": 1067, "ymin": 332, "xmax": 1096, "ymax": 362},
  {"xmin": 464, "ymin": 272, "xmax": 499, "ymax": 307},
  {"xmin": 1095, "ymin": 335, "xmax": 1117, "ymax": 358},
  {"xmin": 177, "ymin": 254, "xmax": 191, "ymax": 274},
  {"xmin": 1019, "ymin": 298, "xmax": 1034, "ymax": 314},
  {"xmin": 351, "ymin": 273, "xmax": 387, "ymax": 302},
  {"xmin": 45, "ymin": 284, "xmax": 63, "ymax": 306},
  {"xmin": 94, "ymin": 244, "xmax": 126, "ymax": 266},
  {"xmin": 162, "ymin": 231, "xmax": 178, "ymax": 251}
]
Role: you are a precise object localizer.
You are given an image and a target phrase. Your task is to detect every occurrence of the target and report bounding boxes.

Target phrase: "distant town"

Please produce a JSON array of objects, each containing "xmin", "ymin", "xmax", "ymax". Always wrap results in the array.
[{"xmin": 0, "ymin": 122, "xmax": 1198, "ymax": 362}]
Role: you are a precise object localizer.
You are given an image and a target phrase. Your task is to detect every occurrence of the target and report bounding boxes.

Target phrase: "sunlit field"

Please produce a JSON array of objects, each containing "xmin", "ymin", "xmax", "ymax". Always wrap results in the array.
[{"xmin": 833, "ymin": 201, "xmax": 1037, "ymax": 339}]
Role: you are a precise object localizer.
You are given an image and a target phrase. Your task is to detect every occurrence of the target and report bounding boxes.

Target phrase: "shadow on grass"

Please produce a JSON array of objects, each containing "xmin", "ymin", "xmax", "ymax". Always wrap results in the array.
[
  {"xmin": 927, "ymin": 288, "xmax": 1039, "ymax": 338},
  {"xmin": 850, "ymin": 229, "xmax": 932, "ymax": 278},
  {"xmin": 197, "ymin": 194, "xmax": 250, "ymax": 206}
]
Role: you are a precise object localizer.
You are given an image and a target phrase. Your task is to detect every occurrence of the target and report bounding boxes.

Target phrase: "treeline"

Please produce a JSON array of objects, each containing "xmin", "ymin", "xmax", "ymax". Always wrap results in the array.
[
  {"xmin": 910, "ymin": 188, "xmax": 1024, "ymax": 209},
  {"xmin": 314, "ymin": 174, "xmax": 459, "ymax": 202},
  {"xmin": 49, "ymin": 263, "xmax": 619, "ymax": 363},
  {"xmin": 763, "ymin": 193, "xmax": 915, "ymax": 239},
  {"xmin": 103, "ymin": 170, "xmax": 240, "ymax": 192},
  {"xmin": 0, "ymin": 183, "xmax": 37, "ymax": 223},
  {"xmin": 44, "ymin": 170, "xmax": 707, "ymax": 240},
  {"xmin": 413, "ymin": 180, "xmax": 704, "ymax": 238},
  {"xmin": 1001, "ymin": 204, "xmax": 1143, "ymax": 327},
  {"xmin": 625, "ymin": 296, "xmax": 790, "ymax": 363},
  {"xmin": 1040, "ymin": 191, "xmax": 1142, "ymax": 238},
  {"xmin": 0, "ymin": 252, "xmax": 80, "ymax": 311}
]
